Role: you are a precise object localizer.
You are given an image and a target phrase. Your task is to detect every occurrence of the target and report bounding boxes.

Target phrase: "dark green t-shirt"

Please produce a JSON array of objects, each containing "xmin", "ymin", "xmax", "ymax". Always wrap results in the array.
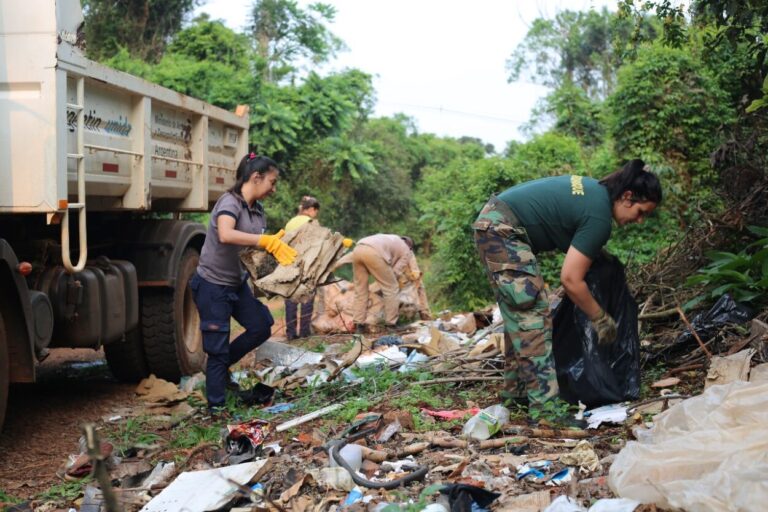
[{"xmin": 497, "ymin": 175, "xmax": 612, "ymax": 259}]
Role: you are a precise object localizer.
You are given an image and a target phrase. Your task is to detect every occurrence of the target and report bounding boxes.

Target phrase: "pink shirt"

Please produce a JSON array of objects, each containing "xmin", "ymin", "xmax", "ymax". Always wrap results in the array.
[{"xmin": 357, "ymin": 234, "xmax": 419, "ymax": 277}]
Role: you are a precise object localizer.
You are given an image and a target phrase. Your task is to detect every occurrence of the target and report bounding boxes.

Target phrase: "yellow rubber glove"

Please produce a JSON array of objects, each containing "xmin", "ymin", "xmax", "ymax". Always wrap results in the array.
[
  {"xmin": 342, "ymin": 238, "xmax": 354, "ymax": 248},
  {"xmin": 590, "ymin": 308, "xmax": 617, "ymax": 345},
  {"xmin": 258, "ymin": 229, "xmax": 297, "ymax": 266}
]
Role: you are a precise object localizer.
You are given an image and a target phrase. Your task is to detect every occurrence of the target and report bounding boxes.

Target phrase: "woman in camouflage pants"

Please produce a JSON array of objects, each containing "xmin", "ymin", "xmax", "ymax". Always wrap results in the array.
[{"xmin": 473, "ymin": 160, "xmax": 662, "ymax": 415}]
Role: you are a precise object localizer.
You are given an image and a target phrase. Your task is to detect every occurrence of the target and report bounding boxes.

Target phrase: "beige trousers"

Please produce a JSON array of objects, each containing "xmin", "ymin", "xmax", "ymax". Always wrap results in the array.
[{"xmin": 352, "ymin": 244, "xmax": 400, "ymax": 325}]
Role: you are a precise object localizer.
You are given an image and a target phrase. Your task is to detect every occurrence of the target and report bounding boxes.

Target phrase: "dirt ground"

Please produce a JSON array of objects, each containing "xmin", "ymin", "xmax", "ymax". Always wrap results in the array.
[
  {"xmin": 0, "ymin": 348, "xmax": 137, "ymax": 499},
  {"xmin": 0, "ymin": 301, "xmax": 291, "ymax": 502}
]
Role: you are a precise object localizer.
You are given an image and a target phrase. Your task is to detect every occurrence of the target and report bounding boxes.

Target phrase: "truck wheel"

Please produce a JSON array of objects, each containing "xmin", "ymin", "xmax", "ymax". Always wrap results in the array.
[
  {"xmin": 0, "ymin": 313, "xmax": 9, "ymax": 430},
  {"xmin": 142, "ymin": 248, "xmax": 204, "ymax": 382},
  {"xmin": 104, "ymin": 328, "xmax": 150, "ymax": 382}
]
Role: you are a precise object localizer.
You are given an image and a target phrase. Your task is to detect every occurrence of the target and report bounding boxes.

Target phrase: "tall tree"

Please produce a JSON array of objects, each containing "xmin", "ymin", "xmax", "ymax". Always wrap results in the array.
[
  {"xmin": 507, "ymin": 8, "xmax": 656, "ymax": 98},
  {"xmin": 82, "ymin": 0, "xmax": 197, "ymax": 62},
  {"xmin": 249, "ymin": 0, "xmax": 344, "ymax": 83}
]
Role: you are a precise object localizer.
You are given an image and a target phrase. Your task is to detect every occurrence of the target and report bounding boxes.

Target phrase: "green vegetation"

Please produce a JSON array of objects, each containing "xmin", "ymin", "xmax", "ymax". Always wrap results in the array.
[
  {"xmin": 37, "ymin": 477, "xmax": 92, "ymax": 502},
  {"xmin": 686, "ymin": 226, "xmax": 768, "ymax": 303},
  {"xmin": 82, "ymin": 0, "xmax": 768, "ymax": 312}
]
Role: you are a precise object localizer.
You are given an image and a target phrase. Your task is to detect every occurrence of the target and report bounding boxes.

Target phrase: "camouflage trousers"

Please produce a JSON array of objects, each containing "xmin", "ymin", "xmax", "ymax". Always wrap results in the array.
[{"xmin": 472, "ymin": 196, "xmax": 559, "ymax": 406}]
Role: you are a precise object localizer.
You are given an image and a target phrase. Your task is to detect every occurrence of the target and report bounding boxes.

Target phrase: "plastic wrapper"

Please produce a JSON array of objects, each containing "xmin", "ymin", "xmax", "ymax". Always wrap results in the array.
[
  {"xmin": 676, "ymin": 293, "xmax": 753, "ymax": 345},
  {"xmin": 608, "ymin": 380, "xmax": 768, "ymax": 511},
  {"xmin": 552, "ymin": 253, "xmax": 640, "ymax": 406}
]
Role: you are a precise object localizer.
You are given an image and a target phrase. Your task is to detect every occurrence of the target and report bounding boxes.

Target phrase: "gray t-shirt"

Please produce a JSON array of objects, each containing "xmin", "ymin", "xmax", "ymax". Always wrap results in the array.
[{"xmin": 197, "ymin": 191, "xmax": 267, "ymax": 286}]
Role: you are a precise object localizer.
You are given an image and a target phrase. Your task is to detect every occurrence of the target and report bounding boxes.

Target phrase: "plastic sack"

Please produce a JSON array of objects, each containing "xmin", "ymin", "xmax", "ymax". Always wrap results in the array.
[
  {"xmin": 552, "ymin": 253, "xmax": 640, "ymax": 407},
  {"xmin": 676, "ymin": 293, "xmax": 753, "ymax": 345},
  {"xmin": 608, "ymin": 380, "xmax": 768, "ymax": 512}
]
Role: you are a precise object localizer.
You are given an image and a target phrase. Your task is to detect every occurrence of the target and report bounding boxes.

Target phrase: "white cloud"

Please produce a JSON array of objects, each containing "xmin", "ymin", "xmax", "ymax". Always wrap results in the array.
[{"xmin": 194, "ymin": 0, "xmax": 615, "ymax": 152}]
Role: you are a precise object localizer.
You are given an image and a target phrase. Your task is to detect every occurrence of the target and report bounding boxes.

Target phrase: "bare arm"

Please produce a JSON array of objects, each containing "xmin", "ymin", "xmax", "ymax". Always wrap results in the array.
[
  {"xmin": 217, "ymin": 214, "xmax": 263, "ymax": 247},
  {"xmin": 560, "ymin": 245, "xmax": 602, "ymax": 320}
]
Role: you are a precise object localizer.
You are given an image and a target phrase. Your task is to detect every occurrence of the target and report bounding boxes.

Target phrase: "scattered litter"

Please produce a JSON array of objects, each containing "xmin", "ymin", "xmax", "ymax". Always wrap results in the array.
[
  {"xmin": 276, "ymin": 403, "xmax": 343, "ymax": 432},
  {"xmin": 676, "ymin": 294, "xmax": 753, "ymax": 347},
  {"xmin": 705, "ymin": 348, "xmax": 755, "ymax": 389},
  {"xmin": 342, "ymin": 486, "xmax": 364, "ymax": 507},
  {"xmin": 543, "ymin": 495, "xmax": 640, "ymax": 512},
  {"xmin": 421, "ymin": 407, "xmax": 480, "ymax": 420},
  {"xmin": 355, "ymin": 345, "xmax": 408, "ymax": 368},
  {"xmin": 179, "ymin": 372, "xmax": 206, "ymax": 393},
  {"xmin": 135, "ymin": 374, "xmax": 188, "ymax": 404},
  {"xmin": 462, "ymin": 404, "xmax": 509, "ymax": 440},
  {"xmin": 516, "ymin": 465, "xmax": 546, "ymax": 481},
  {"xmin": 546, "ymin": 467, "xmax": 574, "ymax": 486},
  {"xmin": 584, "ymin": 403, "xmax": 627, "ymax": 429},
  {"xmin": 559, "ymin": 440, "xmax": 602, "ymax": 474},
  {"xmin": 498, "ymin": 490, "xmax": 551, "ymax": 511},
  {"xmin": 236, "ymin": 382, "xmax": 275, "ymax": 405},
  {"xmin": 439, "ymin": 484, "xmax": 500, "ymax": 512},
  {"xmin": 226, "ymin": 419, "xmax": 270, "ymax": 463},
  {"xmin": 651, "ymin": 377, "xmax": 681, "ymax": 388},
  {"xmin": 262, "ymin": 403, "xmax": 295, "ymax": 414},
  {"xmin": 139, "ymin": 460, "xmax": 269, "ymax": 512},
  {"xmin": 399, "ymin": 350, "xmax": 430, "ymax": 372},
  {"xmin": 374, "ymin": 335, "xmax": 404, "ymax": 347},
  {"xmin": 253, "ymin": 340, "xmax": 324, "ymax": 370}
]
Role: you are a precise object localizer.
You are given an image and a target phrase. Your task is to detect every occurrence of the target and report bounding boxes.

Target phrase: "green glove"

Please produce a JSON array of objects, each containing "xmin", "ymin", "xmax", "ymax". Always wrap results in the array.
[
  {"xmin": 591, "ymin": 308, "xmax": 617, "ymax": 345},
  {"xmin": 258, "ymin": 229, "xmax": 297, "ymax": 266}
]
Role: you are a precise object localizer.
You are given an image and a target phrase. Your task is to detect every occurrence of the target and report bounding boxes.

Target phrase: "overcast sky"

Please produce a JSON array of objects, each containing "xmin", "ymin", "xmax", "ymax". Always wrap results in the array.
[{"xmin": 194, "ymin": 1, "xmax": 616, "ymax": 152}]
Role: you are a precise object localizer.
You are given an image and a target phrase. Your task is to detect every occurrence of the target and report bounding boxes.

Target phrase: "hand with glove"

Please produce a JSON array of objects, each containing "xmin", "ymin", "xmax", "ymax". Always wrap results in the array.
[
  {"xmin": 258, "ymin": 229, "xmax": 297, "ymax": 266},
  {"xmin": 590, "ymin": 308, "xmax": 617, "ymax": 345},
  {"xmin": 342, "ymin": 238, "xmax": 354, "ymax": 248}
]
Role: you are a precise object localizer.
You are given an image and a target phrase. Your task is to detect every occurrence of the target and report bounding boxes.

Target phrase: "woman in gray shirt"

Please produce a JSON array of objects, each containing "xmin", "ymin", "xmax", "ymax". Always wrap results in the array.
[{"xmin": 191, "ymin": 153, "xmax": 296, "ymax": 411}]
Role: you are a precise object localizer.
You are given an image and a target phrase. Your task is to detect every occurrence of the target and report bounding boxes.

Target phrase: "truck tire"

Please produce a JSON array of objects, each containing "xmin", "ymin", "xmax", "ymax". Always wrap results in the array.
[
  {"xmin": 142, "ymin": 248, "xmax": 204, "ymax": 381},
  {"xmin": 0, "ymin": 313, "xmax": 9, "ymax": 430},
  {"xmin": 104, "ymin": 328, "xmax": 150, "ymax": 382}
]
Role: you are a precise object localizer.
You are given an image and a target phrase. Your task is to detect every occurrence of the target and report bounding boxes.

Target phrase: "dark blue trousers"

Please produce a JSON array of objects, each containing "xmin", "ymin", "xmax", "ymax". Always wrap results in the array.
[
  {"xmin": 190, "ymin": 273, "xmax": 273, "ymax": 407},
  {"xmin": 284, "ymin": 295, "xmax": 314, "ymax": 340}
]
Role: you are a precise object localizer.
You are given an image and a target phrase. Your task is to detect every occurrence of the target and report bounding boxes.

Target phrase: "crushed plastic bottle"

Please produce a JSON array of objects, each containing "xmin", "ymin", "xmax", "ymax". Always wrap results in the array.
[{"xmin": 461, "ymin": 404, "xmax": 510, "ymax": 440}]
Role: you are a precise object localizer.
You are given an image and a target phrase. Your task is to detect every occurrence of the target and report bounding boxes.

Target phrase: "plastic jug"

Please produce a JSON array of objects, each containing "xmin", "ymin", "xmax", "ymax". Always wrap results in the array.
[
  {"xmin": 461, "ymin": 404, "xmax": 510, "ymax": 440},
  {"xmin": 329, "ymin": 443, "xmax": 363, "ymax": 472}
]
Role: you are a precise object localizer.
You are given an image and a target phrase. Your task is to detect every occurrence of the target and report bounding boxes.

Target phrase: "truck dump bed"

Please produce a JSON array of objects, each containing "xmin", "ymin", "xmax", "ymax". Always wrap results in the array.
[{"xmin": 0, "ymin": 0, "xmax": 249, "ymax": 214}]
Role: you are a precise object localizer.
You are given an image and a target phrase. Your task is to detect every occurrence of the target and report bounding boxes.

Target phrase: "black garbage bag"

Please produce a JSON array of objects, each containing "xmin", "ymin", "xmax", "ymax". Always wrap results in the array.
[
  {"xmin": 675, "ymin": 294, "xmax": 753, "ymax": 345},
  {"xmin": 552, "ymin": 253, "xmax": 640, "ymax": 407}
]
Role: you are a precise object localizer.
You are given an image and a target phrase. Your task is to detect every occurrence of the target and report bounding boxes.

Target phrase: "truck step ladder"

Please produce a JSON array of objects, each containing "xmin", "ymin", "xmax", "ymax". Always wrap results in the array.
[{"xmin": 62, "ymin": 75, "xmax": 87, "ymax": 273}]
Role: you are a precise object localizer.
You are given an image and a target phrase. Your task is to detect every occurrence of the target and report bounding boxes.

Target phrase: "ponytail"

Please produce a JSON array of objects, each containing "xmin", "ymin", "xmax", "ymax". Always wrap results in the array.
[
  {"xmin": 230, "ymin": 153, "xmax": 279, "ymax": 195},
  {"xmin": 599, "ymin": 159, "xmax": 662, "ymax": 204}
]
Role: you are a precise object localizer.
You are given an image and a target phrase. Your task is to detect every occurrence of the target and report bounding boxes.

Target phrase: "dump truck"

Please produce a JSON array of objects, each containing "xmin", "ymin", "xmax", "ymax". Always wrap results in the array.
[{"xmin": 0, "ymin": 0, "xmax": 250, "ymax": 428}]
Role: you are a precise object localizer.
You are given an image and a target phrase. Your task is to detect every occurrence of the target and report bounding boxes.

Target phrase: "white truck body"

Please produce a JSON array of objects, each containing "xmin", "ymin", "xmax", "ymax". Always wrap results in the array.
[
  {"xmin": 0, "ymin": 0, "xmax": 249, "ymax": 214},
  {"xmin": 0, "ymin": 0, "xmax": 253, "ymax": 429}
]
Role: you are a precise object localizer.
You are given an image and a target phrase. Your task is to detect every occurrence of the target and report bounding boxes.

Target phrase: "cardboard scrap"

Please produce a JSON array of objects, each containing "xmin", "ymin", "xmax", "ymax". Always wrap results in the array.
[
  {"xmin": 242, "ymin": 221, "xmax": 346, "ymax": 302},
  {"xmin": 135, "ymin": 374, "xmax": 188, "ymax": 403},
  {"xmin": 705, "ymin": 348, "xmax": 755, "ymax": 389}
]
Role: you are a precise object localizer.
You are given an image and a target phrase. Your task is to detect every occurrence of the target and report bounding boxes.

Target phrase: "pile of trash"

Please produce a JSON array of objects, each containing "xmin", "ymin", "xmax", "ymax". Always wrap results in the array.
[{"xmin": 35, "ymin": 287, "xmax": 768, "ymax": 512}]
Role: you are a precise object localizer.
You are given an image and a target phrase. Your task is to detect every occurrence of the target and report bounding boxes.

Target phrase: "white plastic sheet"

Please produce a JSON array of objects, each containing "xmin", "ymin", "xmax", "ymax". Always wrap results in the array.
[{"xmin": 609, "ymin": 381, "xmax": 768, "ymax": 511}]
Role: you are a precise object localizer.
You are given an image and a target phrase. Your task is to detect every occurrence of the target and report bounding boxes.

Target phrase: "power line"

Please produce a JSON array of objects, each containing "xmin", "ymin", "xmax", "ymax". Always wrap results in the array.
[{"xmin": 377, "ymin": 101, "xmax": 530, "ymax": 124}]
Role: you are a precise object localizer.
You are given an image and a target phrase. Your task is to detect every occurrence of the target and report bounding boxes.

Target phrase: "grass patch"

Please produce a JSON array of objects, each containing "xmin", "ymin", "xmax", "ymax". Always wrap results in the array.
[{"xmin": 37, "ymin": 477, "xmax": 91, "ymax": 503}]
